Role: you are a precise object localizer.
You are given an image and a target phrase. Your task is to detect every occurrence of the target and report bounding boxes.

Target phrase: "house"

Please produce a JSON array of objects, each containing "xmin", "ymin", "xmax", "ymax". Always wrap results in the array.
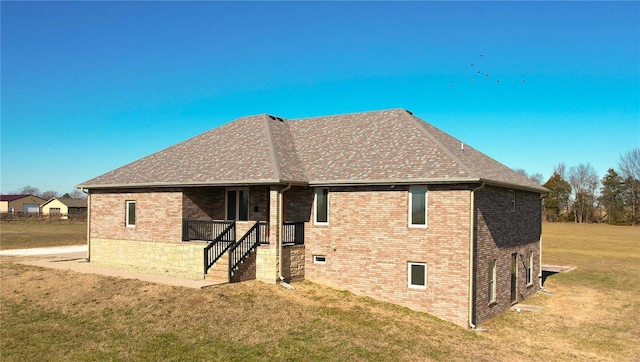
[
  {"xmin": 0, "ymin": 194, "xmax": 47, "ymax": 214},
  {"xmin": 41, "ymin": 198, "xmax": 88, "ymax": 219},
  {"xmin": 77, "ymin": 108, "xmax": 547, "ymax": 328}
]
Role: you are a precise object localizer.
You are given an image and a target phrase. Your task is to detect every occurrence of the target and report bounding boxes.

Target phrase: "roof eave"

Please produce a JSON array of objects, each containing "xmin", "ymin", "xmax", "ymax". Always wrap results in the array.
[
  {"xmin": 308, "ymin": 177, "xmax": 483, "ymax": 187},
  {"xmin": 308, "ymin": 177, "xmax": 548, "ymax": 194},
  {"xmin": 76, "ymin": 178, "xmax": 308, "ymax": 190}
]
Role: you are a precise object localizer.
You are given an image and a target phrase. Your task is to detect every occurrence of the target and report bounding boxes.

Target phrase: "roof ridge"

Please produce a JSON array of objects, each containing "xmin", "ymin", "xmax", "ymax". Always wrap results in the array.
[
  {"xmin": 290, "ymin": 107, "xmax": 403, "ymax": 122},
  {"xmin": 262, "ymin": 114, "xmax": 282, "ymax": 182},
  {"xmin": 398, "ymin": 110, "xmax": 467, "ymax": 177}
]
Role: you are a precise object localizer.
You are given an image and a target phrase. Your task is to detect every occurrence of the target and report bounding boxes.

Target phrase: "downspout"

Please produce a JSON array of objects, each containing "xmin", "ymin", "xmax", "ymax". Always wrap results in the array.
[
  {"xmin": 469, "ymin": 181, "xmax": 485, "ymax": 329},
  {"xmin": 279, "ymin": 183, "xmax": 294, "ymax": 289},
  {"xmin": 81, "ymin": 188, "xmax": 91, "ymax": 261}
]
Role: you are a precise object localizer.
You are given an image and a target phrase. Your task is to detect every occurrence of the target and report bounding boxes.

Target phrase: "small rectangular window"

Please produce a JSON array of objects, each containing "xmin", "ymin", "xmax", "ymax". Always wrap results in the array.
[
  {"xmin": 526, "ymin": 250, "xmax": 533, "ymax": 286},
  {"xmin": 313, "ymin": 255, "xmax": 326, "ymax": 264},
  {"xmin": 408, "ymin": 262, "xmax": 427, "ymax": 289},
  {"xmin": 511, "ymin": 189, "xmax": 516, "ymax": 212},
  {"xmin": 409, "ymin": 186, "xmax": 427, "ymax": 227},
  {"xmin": 126, "ymin": 201, "xmax": 136, "ymax": 227},
  {"xmin": 488, "ymin": 259, "xmax": 497, "ymax": 303},
  {"xmin": 314, "ymin": 188, "xmax": 329, "ymax": 224}
]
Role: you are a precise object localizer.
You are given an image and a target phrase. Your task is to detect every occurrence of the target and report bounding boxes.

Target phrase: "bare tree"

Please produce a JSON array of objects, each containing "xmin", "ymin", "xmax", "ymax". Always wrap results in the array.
[
  {"xmin": 15, "ymin": 186, "xmax": 40, "ymax": 196},
  {"xmin": 618, "ymin": 148, "xmax": 640, "ymax": 223},
  {"xmin": 514, "ymin": 169, "xmax": 543, "ymax": 184},
  {"xmin": 68, "ymin": 190, "xmax": 87, "ymax": 199},
  {"xmin": 554, "ymin": 162, "xmax": 567, "ymax": 179},
  {"xmin": 41, "ymin": 190, "xmax": 60, "ymax": 200},
  {"xmin": 567, "ymin": 163, "xmax": 599, "ymax": 223}
]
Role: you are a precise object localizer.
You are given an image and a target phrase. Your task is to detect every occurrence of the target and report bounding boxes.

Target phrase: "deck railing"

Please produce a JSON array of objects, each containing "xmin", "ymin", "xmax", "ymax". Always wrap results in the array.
[
  {"xmin": 229, "ymin": 221, "xmax": 268, "ymax": 279},
  {"xmin": 282, "ymin": 221, "xmax": 305, "ymax": 245},
  {"xmin": 183, "ymin": 220, "xmax": 234, "ymax": 242}
]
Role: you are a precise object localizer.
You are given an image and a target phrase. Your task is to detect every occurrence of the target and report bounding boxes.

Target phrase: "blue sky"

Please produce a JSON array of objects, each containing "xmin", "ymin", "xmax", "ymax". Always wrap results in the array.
[{"xmin": 2, "ymin": 1, "xmax": 639, "ymax": 194}]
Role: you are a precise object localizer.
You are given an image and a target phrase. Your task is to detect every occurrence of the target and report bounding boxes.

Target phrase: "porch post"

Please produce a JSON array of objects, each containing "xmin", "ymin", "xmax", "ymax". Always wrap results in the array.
[{"xmin": 255, "ymin": 186, "xmax": 280, "ymax": 284}]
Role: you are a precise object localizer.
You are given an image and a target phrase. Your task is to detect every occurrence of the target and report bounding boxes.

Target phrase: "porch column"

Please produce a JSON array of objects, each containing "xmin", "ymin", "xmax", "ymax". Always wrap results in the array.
[{"xmin": 255, "ymin": 186, "xmax": 280, "ymax": 284}]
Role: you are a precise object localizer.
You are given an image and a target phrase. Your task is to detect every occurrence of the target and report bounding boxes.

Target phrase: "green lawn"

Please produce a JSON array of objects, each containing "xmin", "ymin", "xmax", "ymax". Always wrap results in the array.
[{"xmin": 1, "ymin": 222, "xmax": 638, "ymax": 361}]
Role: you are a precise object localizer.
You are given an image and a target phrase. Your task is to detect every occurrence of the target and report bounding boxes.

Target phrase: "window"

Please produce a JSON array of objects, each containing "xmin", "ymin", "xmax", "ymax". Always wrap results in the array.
[
  {"xmin": 313, "ymin": 255, "xmax": 326, "ymax": 264},
  {"xmin": 526, "ymin": 250, "xmax": 533, "ymax": 286},
  {"xmin": 409, "ymin": 186, "xmax": 427, "ymax": 227},
  {"xmin": 126, "ymin": 201, "xmax": 136, "ymax": 227},
  {"xmin": 314, "ymin": 188, "xmax": 329, "ymax": 224},
  {"xmin": 511, "ymin": 189, "xmax": 516, "ymax": 212},
  {"xmin": 226, "ymin": 189, "xmax": 249, "ymax": 221},
  {"xmin": 50, "ymin": 207, "xmax": 61, "ymax": 215},
  {"xmin": 408, "ymin": 262, "xmax": 427, "ymax": 289},
  {"xmin": 488, "ymin": 259, "xmax": 497, "ymax": 303}
]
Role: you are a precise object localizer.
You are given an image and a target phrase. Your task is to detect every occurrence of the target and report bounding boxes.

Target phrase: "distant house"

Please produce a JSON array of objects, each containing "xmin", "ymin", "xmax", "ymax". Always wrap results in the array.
[
  {"xmin": 0, "ymin": 194, "xmax": 47, "ymax": 214},
  {"xmin": 78, "ymin": 109, "xmax": 548, "ymax": 328},
  {"xmin": 41, "ymin": 198, "xmax": 88, "ymax": 219}
]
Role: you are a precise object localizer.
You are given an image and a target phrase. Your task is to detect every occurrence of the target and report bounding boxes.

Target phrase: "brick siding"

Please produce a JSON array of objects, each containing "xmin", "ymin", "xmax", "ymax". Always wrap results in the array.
[
  {"xmin": 301, "ymin": 185, "xmax": 472, "ymax": 327},
  {"xmin": 473, "ymin": 185, "xmax": 542, "ymax": 325},
  {"xmin": 90, "ymin": 189, "xmax": 183, "ymax": 243}
]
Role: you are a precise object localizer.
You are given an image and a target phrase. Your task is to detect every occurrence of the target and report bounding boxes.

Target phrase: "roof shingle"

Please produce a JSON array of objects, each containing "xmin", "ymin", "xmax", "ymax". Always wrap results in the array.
[{"xmin": 78, "ymin": 109, "xmax": 547, "ymax": 193}]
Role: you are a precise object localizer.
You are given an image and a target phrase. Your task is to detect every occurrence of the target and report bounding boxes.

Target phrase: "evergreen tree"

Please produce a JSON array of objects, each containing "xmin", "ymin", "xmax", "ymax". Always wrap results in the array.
[
  {"xmin": 598, "ymin": 169, "xmax": 625, "ymax": 224},
  {"xmin": 543, "ymin": 172, "xmax": 572, "ymax": 222}
]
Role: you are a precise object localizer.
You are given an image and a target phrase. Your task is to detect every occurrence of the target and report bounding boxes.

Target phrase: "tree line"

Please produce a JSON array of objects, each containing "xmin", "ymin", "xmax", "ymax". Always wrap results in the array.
[
  {"xmin": 525, "ymin": 148, "xmax": 639, "ymax": 225},
  {"xmin": 9, "ymin": 186, "xmax": 87, "ymax": 200}
]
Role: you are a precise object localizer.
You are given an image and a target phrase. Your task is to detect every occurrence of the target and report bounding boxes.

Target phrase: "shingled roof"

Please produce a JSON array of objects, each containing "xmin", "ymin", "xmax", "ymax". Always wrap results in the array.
[{"xmin": 78, "ymin": 109, "xmax": 547, "ymax": 193}]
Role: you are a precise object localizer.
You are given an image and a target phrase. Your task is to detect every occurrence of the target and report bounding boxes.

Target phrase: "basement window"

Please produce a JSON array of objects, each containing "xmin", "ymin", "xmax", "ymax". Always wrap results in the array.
[
  {"xmin": 313, "ymin": 255, "xmax": 326, "ymax": 264},
  {"xmin": 408, "ymin": 262, "xmax": 427, "ymax": 289},
  {"xmin": 125, "ymin": 200, "xmax": 136, "ymax": 227}
]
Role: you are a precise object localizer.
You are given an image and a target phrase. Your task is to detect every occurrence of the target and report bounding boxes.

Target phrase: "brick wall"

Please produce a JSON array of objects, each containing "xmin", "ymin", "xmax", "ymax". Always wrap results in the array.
[
  {"xmin": 473, "ymin": 186, "xmax": 542, "ymax": 325},
  {"xmin": 90, "ymin": 189, "xmax": 183, "ymax": 242},
  {"xmin": 303, "ymin": 186, "xmax": 472, "ymax": 327}
]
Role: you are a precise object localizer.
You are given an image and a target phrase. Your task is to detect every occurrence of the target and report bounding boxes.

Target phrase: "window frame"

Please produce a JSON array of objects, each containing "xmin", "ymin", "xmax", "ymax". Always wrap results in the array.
[
  {"xmin": 225, "ymin": 188, "xmax": 249, "ymax": 221},
  {"xmin": 407, "ymin": 262, "xmax": 427, "ymax": 290},
  {"xmin": 314, "ymin": 188, "xmax": 329, "ymax": 225},
  {"xmin": 488, "ymin": 259, "xmax": 497, "ymax": 304},
  {"xmin": 408, "ymin": 186, "xmax": 428, "ymax": 228},
  {"xmin": 511, "ymin": 189, "xmax": 516, "ymax": 212},
  {"xmin": 125, "ymin": 200, "xmax": 136, "ymax": 228},
  {"xmin": 313, "ymin": 255, "xmax": 327, "ymax": 264},
  {"xmin": 526, "ymin": 250, "xmax": 533, "ymax": 286}
]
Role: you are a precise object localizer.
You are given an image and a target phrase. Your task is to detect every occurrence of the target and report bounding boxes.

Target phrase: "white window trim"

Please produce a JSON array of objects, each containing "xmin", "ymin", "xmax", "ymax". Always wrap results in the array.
[
  {"xmin": 526, "ymin": 251, "xmax": 533, "ymax": 286},
  {"xmin": 408, "ymin": 186, "xmax": 428, "ymax": 228},
  {"xmin": 225, "ymin": 188, "xmax": 249, "ymax": 221},
  {"xmin": 489, "ymin": 259, "xmax": 497, "ymax": 303},
  {"xmin": 313, "ymin": 188, "xmax": 329, "ymax": 225},
  {"xmin": 313, "ymin": 255, "xmax": 326, "ymax": 264},
  {"xmin": 125, "ymin": 200, "xmax": 136, "ymax": 228},
  {"xmin": 407, "ymin": 262, "xmax": 427, "ymax": 289}
]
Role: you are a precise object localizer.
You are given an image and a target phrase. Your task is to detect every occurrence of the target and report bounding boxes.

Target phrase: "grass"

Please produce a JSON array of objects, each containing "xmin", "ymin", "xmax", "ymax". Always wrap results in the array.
[
  {"xmin": 0, "ymin": 221, "xmax": 86, "ymax": 250},
  {"xmin": 1, "ymin": 222, "xmax": 639, "ymax": 361}
]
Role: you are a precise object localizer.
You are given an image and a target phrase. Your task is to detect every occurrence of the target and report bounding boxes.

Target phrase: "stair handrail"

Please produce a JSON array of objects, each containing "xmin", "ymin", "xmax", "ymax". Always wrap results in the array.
[
  {"xmin": 228, "ymin": 221, "xmax": 268, "ymax": 280},
  {"xmin": 204, "ymin": 221, "xmax": 236, "ymax": 273}
]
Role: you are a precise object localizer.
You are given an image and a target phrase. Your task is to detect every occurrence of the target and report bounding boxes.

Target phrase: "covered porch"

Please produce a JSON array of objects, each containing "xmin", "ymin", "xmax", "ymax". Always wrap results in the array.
[{"xmin": 180, "ymin": 185, "xmax": 311, "ymax": 283}]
